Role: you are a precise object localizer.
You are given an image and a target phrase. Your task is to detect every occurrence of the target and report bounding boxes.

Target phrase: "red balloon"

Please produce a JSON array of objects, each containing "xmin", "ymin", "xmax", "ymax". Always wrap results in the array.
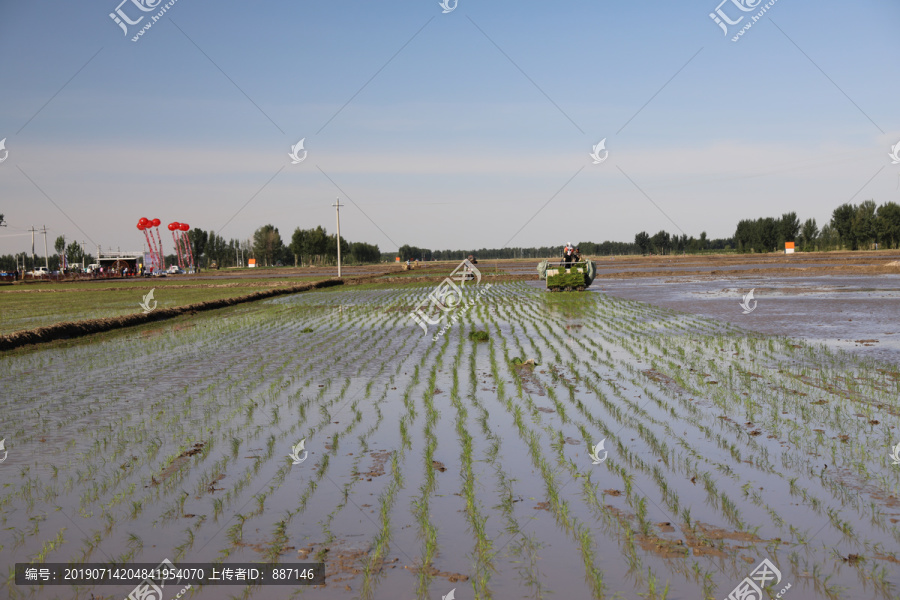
[
  {"xmin": 137, "ymin": 223, "xmax": 145, "ymax": 230},
  {"xmin": 138, "ymin": 217, "xmax": 148, "ymax": 227},
  {"xmin": 151, "ymin": 218, "xmax": 161, "ymax": 227},
  {"xmin": 168, "ymin": 223, "xmax": 176, "ymax": 231},
  {"xmin": 180, "ymin": 223, "xmax": 189, "ymax": 231}
]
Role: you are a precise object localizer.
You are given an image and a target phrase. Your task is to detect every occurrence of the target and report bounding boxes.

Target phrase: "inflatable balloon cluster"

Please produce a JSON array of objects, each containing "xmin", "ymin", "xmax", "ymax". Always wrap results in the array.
[
  {"xmin": 136, "ymin": 217, "xmax": 163, "ymax": 272},
  {"xmin": 168, "ymin": 222, "xmax": 194, "ymax": 270},
  {"xmin": 136, "ymin": 218, "xmax": 195, "ymax": 272}
]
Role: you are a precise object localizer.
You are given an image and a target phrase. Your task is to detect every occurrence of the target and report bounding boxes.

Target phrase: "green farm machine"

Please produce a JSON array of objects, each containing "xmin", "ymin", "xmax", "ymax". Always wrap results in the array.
[{"xmin": 537, "ymin": 260, "xmax": 596, "ymax": 292}]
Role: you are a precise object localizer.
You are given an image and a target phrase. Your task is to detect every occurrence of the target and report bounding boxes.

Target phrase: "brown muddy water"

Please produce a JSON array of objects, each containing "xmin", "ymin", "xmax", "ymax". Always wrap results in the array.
[{"xmin": 1, "ymin": 283, "xmax": 898, "ymax": 600}]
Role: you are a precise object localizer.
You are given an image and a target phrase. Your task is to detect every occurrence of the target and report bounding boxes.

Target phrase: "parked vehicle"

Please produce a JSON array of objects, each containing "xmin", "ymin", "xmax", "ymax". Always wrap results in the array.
[
  {"xmin": 166, "ymin": 265, "xmax": 185, "ymax": 274},
  {"xmin": 30, "ymin": 267, "xmax": 50, "ymax": 276},
  {"xmin": 86, "ymin": 264, "xmax": 101, "ymax": 273}
]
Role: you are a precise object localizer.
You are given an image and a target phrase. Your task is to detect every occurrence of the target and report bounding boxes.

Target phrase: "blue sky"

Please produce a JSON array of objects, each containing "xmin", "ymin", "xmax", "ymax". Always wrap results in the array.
[{"xmin": 1, "ymin": 0, "xmax": 898, "ymax": 256}]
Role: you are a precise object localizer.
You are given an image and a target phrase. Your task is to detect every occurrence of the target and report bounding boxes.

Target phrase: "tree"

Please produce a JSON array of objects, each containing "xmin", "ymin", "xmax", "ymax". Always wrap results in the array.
[
  {"xmin": 252, "ymin": 225, "xmax": 283, "ymax": 266},
  {"xmin": 650, "ymin": 230, "xmax": 671, "ymax": 255},
  {"xmin": 54, "ymin": 235, "xmax": 65, "ymax": 255},
  {"xmin": 758, "ymin": 217, "xmax": 778, "ymax": 252},
  {"xmin": 350, "ymin": 241, "xmax": 381, "ymax": 264},
  {"xmin": 204, "ymin": 231, "xmax": 228, "ymax": 266},
  {"xmin": 699, "ymin": 231, "xmax": 708, "ymax": 251},
  {"xmin": 800, "ymin": 218, "xmax": 818, "ymax": 251},
  {"xmin": 819, "ymin": 224, "xmax": 839, "ymax": 250},
  {"xmin": 306, "ymin": 226, "xmax": 329, "ymax": 264},
  {"xmin": 399, "ymin": 244, "xmax": 425, "ymax": 261},
  {"xmin": 853, "ymin": 200, "xmax": 877, "ymax": 249},
  {"xmin": 326, "ymin": 233, "xmax": 350, "ymax": 263},
  {"xmin": 188, "ymin": 228, "xmax": 208, "ymax": 266},
  {"xmin": 876, "ymin": 201, "xmax": 900, "ymax": 248},
  {"xmin": 290, "ymin": 228, "xmax": 308, "ymax": 266},
  {"xmin": 779, "ymin": 212, "xmax": 800, "ymax": 243},
  {"xmin": 831, "ymin": 203, "xmax": 856, "ymax": 249},
  {"xmin": 634, "ymin": 231, "xmax": 650, "ymax": 255},
  {"xmin": 65, "ymin": 241, "xmax": 84, "ymax": 267},
  {"xmin": 734, "ymin": 220, "xmax": 753, "ymax": 252}
]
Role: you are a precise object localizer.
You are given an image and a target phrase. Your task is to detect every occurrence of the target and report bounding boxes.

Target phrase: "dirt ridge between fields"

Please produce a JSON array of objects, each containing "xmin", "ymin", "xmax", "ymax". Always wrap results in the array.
[{"xmin": 0, "ymin": 278, "xmax": 344, "ymax": 351}]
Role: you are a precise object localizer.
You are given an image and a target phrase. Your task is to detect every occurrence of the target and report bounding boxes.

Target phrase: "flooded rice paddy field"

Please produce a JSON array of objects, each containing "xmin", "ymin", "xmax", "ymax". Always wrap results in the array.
[
  {"xmin": 596, "ymin": 274, "xmax": 900, "ymax": 365},
  {"xmin": 1, "ymin": 282, "xmax": 899, "ymax": 599}
]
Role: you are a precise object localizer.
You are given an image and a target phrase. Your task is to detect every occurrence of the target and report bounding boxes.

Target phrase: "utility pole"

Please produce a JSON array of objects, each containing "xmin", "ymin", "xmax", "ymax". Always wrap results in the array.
[
  {"xmin": 41, "ymin": 225, "xmax": 49, "ymax": 270},
  {"xmin": 29, "ymin": 225, "xmax": 36, "ymax": 270},
  {"xmin": 333, "ymin": 197, "xmax": 343, "ymax": 278}
]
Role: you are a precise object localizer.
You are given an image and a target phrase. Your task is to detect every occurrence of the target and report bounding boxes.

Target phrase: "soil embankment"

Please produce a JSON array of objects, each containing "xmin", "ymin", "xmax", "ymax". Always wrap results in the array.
[{"xmin": 0, "ymin": 278, "xmax": 343, "ymax": 351}]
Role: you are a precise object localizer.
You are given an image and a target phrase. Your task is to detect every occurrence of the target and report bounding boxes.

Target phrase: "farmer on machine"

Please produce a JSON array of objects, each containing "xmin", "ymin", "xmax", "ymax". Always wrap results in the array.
[{"xmin": 563, "ymin": 243, "xmax": 575, "ymax": 269}]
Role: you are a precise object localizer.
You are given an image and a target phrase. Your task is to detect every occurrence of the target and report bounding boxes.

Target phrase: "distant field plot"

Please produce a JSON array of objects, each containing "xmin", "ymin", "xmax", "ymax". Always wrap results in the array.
[
  {"xmin": 0, "ymin": 278, "xmax": 330, "ymax": 335},
  {"xmin": 0, "ymin": 283, "xmax": 898, "ymax": 599}
]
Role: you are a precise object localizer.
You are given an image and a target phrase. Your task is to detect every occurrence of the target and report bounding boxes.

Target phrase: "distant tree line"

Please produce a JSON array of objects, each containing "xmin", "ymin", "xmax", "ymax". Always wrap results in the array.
[
  {"xmin": 631, "ymin": 231, "xmax": 730, "ymax": 255},
  {"xmin": 394, "ymin": 199, "xmax": 900, "ymax": 260},
  {"xmin": 391, "ymin": 234, "xmax": 732, "ymax": 261},
  {"xmin": 181, "ymin": 225, "xmax": 381, "ymax": 268},
  {"xmin": 827, "ymin": 200, "xmax": 900, "ymax": 250},
  {"xmin": 732, "ymin": 201, "xmax": 900, "ymax": 253}
]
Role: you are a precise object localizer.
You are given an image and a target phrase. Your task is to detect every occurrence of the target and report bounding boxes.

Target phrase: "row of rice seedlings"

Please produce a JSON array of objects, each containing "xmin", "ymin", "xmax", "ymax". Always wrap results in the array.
[
  {"xmin": 360, "ymin": 452, "xmax": 405, "ymax": 600},
  {"xmin": 505, "ymin": 301, "xmax": 687, "ymax": 594},
  {"xmin": 466, "ymin": 309, "xmax": 608, "ymax": 599},
  {"xmin": 410, "ymin": 333, "xmax": 454, "ymax": 597}
]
